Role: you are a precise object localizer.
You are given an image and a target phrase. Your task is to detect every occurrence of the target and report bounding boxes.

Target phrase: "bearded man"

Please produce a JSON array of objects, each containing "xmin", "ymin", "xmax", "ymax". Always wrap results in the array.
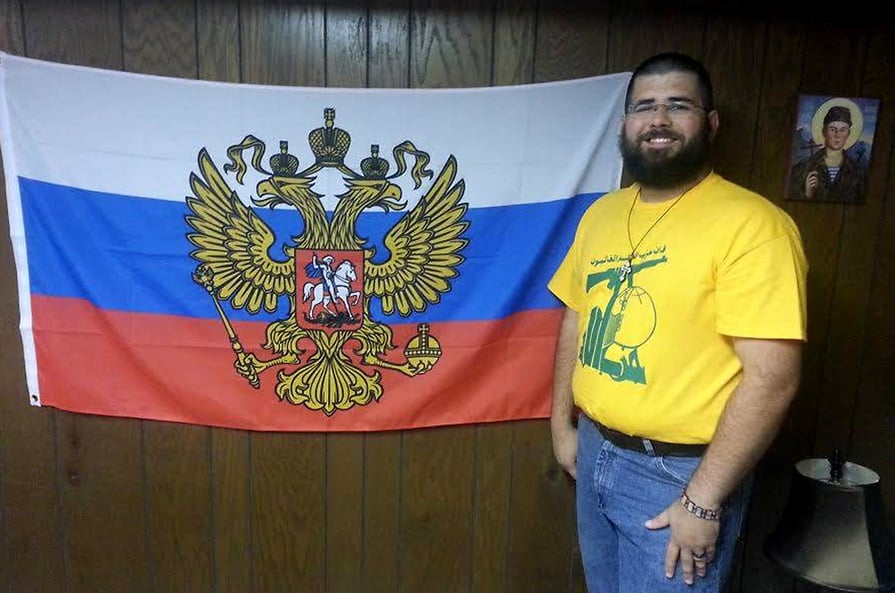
[{"xmin": 548, "ymin": 52, "xmax": 809, "ymax": 593}]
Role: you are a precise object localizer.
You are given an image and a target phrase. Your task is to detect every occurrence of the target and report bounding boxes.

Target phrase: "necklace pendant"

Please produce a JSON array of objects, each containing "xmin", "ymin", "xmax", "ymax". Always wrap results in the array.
[{"xmin": 619, "ymin": 260, "xmax": 632, "ymax": 282}]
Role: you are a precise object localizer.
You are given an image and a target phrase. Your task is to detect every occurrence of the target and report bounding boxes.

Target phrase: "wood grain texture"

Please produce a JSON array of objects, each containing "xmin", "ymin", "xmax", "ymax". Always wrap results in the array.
[
  {"xmin": 505, "ymin": 421, "xmax": 578, "ymax": 593},
  {"xmin": 250, "ymin": 432, "xmax": 326, "ymax": 593},
  {"xmin": 323, "ymin": 5, "xmax": 368, "ymax": 592},
  {"xmin": 400, "ymin": 425, "xmax": 476, "ymax": 593},
  {"xmin": 0, "ymin": 4, "xmax": 61, "ymax": 590},
  {"xmin": 197, "ymin": 0, "xmax": 240, "ymax": 83},
  {"xmin": 492, "ymin": 0, "xmax": 535, "ymax": 86},
  {"xmin": 23, "ymin": 0, "xmax": 121, "ymax": 68},
  {"xmin": 534, "ymin": 1, "xmax": 609, "ymax": 82},
  {"xmin": 734, "ymin": 19, "xmax": 808, "ymax": 593},
  {"xmin": 410, "ymin": 0, "xmax": 492, "ymax": 88},
  {"xmin": 845, "ymin": 30, "xmax": 895, "ymax": 521},
  {"xmin": 122, "ymin": 4, "xmax": 214, "ymax": 592},
  {"xmin": 701, "ymin": 17, "xmax": 766, "ymax": 188},
  {"xmin": 239, "ymin": 0, "xmax": 325, "ymax": 86},
  {"xmin": 783, "ymin": 25, "xmax": 865, "ymax": 463},
  {"xmin": 812, "ymin": 28, "xmax": 887, "ymax": 461},
  {"xmin": 369, "ymin": 0, "xmax": 410, "ymax": 88}
]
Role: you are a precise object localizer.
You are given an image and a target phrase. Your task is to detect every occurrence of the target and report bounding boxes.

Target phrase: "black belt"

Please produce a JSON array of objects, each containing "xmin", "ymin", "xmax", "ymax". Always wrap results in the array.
[{"xmin": 594, "ymin": 420, "xmax": 707, "ymax": 458}]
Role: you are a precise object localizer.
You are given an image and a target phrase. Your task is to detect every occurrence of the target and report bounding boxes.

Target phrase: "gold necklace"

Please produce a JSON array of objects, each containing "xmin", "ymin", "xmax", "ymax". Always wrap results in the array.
[{"xmin": 618, "ymin": 187, "xmax": 689, "ymax": 282}]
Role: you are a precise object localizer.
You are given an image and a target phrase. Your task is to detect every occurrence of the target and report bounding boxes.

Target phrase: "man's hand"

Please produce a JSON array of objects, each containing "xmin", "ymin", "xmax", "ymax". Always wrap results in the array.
[
  {"xmin": 551, "ymin": 423, "xmax": 578, "ymax": 479},
  {"xmin": 804, "ymin": 170, "xmax": 819, "ymax": 198},
  {"xmin": 645, "ymin": 499, "xmax": 720, "ymax": 585}
]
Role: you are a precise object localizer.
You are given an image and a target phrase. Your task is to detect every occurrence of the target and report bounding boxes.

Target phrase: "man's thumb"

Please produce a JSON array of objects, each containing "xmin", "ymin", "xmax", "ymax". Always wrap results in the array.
[{"xmin": 645, "ymin": 511, "xmax": 669, "ymax": 530}]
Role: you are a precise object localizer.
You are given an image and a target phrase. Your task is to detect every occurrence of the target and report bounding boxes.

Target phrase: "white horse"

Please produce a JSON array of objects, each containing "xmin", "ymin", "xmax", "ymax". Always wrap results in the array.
[{"xmin": 303, "ymin": 259, "xmax": 361, "ymax": 319}]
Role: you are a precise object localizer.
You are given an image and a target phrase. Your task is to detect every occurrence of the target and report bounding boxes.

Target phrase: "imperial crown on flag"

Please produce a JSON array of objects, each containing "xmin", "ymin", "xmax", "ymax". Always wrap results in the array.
[{"xmin": 0, "ymin": 51, "xmax": 631, "ymax": 432}]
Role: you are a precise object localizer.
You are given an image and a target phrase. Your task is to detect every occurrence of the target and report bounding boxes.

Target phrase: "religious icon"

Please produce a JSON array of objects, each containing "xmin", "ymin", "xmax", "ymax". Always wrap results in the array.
[{"xmin": 785, "ymin": 94, "xmax": 880, "ymax": 204}]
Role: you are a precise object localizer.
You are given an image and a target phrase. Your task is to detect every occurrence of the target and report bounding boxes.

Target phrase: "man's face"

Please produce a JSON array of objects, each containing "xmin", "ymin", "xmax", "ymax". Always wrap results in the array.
[
  {"xmin": 619, "ymin": 72, "xmax": 717, "ymax": 188},
  {"xmin": 823, "ymin": 122, "xmax": 850, "ymax": 151}
]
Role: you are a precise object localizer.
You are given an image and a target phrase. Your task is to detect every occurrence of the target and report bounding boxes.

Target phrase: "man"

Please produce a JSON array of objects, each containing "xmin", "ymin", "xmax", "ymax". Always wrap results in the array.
[
  {"xmin": 788, "ymin": 104, "xmax": 867, "ymax": 202},
  {"xmin": 548, "ymin": 52, "xmax": 808, "ymax": 592}
]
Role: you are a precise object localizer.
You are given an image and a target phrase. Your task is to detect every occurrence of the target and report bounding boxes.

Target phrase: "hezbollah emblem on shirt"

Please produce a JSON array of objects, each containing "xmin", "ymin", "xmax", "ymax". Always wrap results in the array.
[{"xmin": 185, "ymin": 108, "xmax": 469, "ymax": 415}]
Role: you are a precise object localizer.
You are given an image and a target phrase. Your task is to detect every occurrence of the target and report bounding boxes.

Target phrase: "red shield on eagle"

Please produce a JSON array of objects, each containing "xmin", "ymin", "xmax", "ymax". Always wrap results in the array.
[{"xmin": 297, "ymin": 249, "xmax": 364, "ymax": 332}]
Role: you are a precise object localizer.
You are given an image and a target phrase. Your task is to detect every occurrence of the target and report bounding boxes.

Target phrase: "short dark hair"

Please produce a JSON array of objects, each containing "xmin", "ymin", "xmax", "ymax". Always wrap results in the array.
[{"xmin": 625, "ymin": 52, "xmax": 714, "ymax": 112}]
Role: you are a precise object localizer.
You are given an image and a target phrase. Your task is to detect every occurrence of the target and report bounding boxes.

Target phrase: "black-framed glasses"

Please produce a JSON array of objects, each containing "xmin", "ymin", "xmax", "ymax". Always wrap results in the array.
[{"xmin": 626, "ymin": 101, "xmax": 707, "ymax": 119}]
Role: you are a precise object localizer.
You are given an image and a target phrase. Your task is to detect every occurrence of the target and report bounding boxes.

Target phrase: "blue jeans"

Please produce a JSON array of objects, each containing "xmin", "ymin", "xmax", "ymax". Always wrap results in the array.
[{"xmin": 576, "ymin": 415, "xmax": 750, "ymax": 593}]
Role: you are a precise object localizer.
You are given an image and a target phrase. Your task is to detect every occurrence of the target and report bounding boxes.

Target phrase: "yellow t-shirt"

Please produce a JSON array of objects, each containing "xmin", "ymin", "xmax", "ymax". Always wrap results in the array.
[{"xmin": 548, "ymin": 173, "xmax": 808, "ymax": 443}]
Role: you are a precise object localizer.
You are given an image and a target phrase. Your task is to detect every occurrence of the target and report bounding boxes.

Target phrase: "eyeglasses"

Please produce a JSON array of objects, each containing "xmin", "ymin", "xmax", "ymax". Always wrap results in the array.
[{"xmin": 626, "ymin": 101, "xmax": 707, "ymax": 118}]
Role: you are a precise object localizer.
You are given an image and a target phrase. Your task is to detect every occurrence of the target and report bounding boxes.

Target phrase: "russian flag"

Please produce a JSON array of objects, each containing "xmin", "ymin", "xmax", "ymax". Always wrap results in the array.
[{"xmin": 0, "ymin": 52, "xmax": 629, "ymax": 431}]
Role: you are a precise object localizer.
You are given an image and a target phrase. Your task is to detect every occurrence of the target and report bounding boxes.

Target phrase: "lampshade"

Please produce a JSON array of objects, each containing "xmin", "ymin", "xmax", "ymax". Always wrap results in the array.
[{"xmin": 765, "ymin": 452, "xmax": 895, "ymax": 592}]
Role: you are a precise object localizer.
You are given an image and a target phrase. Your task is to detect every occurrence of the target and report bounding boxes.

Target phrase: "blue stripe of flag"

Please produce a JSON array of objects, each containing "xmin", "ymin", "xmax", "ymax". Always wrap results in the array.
[{"xmin": 20, "ymin": 177, "xmax": 597, "ymax": 323}]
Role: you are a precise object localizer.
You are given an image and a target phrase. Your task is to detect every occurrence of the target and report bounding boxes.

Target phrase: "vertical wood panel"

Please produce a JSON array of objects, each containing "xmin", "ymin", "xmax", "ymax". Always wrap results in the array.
[
  {"xmin": 507, "ymin": 421, "xmax": 580, "ymax": 593},
  {"xmin": 534, "ymin": 1, "xmax": 610, "ymax": 82},
  {"xmin": 605, "ymin": 1, "xmax": 703, "ymax": 74},
  {"xmin": 362, "ymin": 4, "xmax": 409, "ymax": 591},
  {"xmin": 410, "ymin": 0, "xmax": 492, "ymax": 88},
  {"xmin": 197, "ymin": 0, "xmax": 240, "ymax": 83},
  {"xmin": 783, "ymin": 25, "xmax": 865, "ymax": 462},
  {"xmin": 735, "ymin": 19, "xmax": 809, "ymax": 593},
  {"xmin": 843, "ymin": 30, "xmax": 895, "ymax": 522},
  {"xmin": 239, "ymin": 4, "xmax": 327, "ymax": 593},
  {"xmin": 22, "ymin": 3, "xmax": 151, "ymax": 593},
  {"xmin": 122, "ymin": 3, "xmax": 214, "ymax": 593},
  {"xmin": 239, "ymin": 0, "xmax": 325, "ymax": 86},
  {"xmin": 324, "ymin": 4, "xmax": 368, "ymax": 593},
  {"xmin": 401, "ymin": 6, "xmax": 492, "ymax": 591},
  {"xmin": 812, "ymin": 28, "xmax": 884, "ymax": 461},
  {"xmin": 0, "ymin": 3, "xmax": 62, "ymax": 591},
  {"xmin": 701, "ymin": 17, "xmax": 765, "ymax": 187},
  {"xmin": 470, "ymin": 7, "xmax": 537, "ymax": 592},
  {"xmin": 195, "ymin": 4, "xmax": 253, "ymax": 592}
]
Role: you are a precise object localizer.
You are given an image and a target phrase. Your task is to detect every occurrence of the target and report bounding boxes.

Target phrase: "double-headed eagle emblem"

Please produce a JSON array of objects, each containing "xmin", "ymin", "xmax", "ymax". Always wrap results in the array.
[{"xmin": 184, "ymin": 108, "xmax": 469, "ymax": 415}]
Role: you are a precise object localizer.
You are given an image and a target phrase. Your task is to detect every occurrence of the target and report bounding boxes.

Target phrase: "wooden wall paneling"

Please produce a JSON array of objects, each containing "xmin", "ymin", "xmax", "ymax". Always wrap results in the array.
[
  {"xmin": 844, "ymin": 30, "xmax": 895, "ymax": 520},
  {"xmin": 197, "ymin": 0, "xmax": 240, "ymax": 83},
  {"xmin": 699, "ymin": 21, "xmax": 772, "ymax": 593},
  {"xmin": 195, "ymin": 3, "xmax": 253, "ymax": 592},
  {"xmin": 533, "ymin": 1, "xmax": 610, "ymax": 83},
  {"xmin": 506, "ymin": 421, "xmax": 580, "ymax": 593},
  {"xmin": 361, "ymin": 4, "xmax": 409, "ymax": 592},
  {"xmin": 401, "ymin": 6, "xmax": 491, "ymax": 590},
  {"xmin": 323, "ymin": 3, "xmax": 368, "ymax": 592},
  {"xmin": 734, "ymin": 19, "xmax": 809, "ymax": 593},
  {"xmin": 604, "ymin": 0, "xmax": 703, "ymax": 76},
  {"xmin": 509, "ymin": 5, "xmax": 611, "ymax": 592},
  {"xmin": 812, "ymin": 32, "xmax": 887, "ymax": 464},
  {"xmin": 783, "ymin": 25, "xmax": 865, "ymax": 461},
  {"xmin": 701, "ymin": 17, "xmax": 766, "ymax": 187},
  {"xmin": 0, "ymin": 4, "xmax": 62, "ymax": 592},
  {"xmin": 21, "ymin": 0, "xmax": 121, "ymax": 68},
  {"xmin": 409, "ymin": 0, "xmax": 492, "ymax": 88},
  {"xmin": 460, "ymin": 9, "xmax": 536, "ymax": 593},
  {"xmin": 368, "ymin": 0, "xmax": 410, "ymax": 89},
  {"xmin": 23, "ymin": 3, "xmax": 152, "ymax": 592},
  {"xmin": 491, "ymin": 0, "xmax": 535, "ymax": 87},
  {"xmin": 239, "ymin": 0, "xmax": 325, "ymax": 86},
  {"xmin": 122, "ymin": 3, "xmax": 215, "ymax": 592},
  {"xmin": 239, "ymin": 4, "xmax": 327, "ymax": 592},
  {"xmin": 468, "ymin": 6, "xmax": 537, "ymax": 592}
]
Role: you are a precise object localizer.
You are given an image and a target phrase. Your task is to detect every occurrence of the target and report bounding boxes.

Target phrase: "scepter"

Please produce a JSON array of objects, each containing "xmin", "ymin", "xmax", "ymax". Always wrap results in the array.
[{"xmin": 192, "ymin": 264, "xmax": 260, "ymax": 388}]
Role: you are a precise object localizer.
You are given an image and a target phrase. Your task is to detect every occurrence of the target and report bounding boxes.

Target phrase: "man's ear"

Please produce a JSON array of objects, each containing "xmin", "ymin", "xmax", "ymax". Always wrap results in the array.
[{"xmin": 708, "ymin": 110, "xmax": 720, "ymax": 141}]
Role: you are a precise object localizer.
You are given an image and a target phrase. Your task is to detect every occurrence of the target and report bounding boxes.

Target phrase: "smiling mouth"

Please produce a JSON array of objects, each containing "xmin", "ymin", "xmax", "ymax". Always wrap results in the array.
[{"xmin": 640, "ymin": 135, "xmax": 680, "ymax": 148}]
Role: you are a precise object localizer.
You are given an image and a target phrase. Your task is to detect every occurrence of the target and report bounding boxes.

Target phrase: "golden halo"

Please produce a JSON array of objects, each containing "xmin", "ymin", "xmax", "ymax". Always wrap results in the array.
[{"xmin": 811, "ymin": 97, "xmax": 863, "ymax": 150}]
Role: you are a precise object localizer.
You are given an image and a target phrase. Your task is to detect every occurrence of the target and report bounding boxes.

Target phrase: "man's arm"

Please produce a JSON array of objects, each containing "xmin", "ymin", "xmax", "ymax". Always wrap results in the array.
[
  {"xmin": 646, "ymin": 337, "xmax": 802, "ymax": 583},
  {"xmin": 551, "ymin": 307, "xmax": 579, "ymax": 479}
]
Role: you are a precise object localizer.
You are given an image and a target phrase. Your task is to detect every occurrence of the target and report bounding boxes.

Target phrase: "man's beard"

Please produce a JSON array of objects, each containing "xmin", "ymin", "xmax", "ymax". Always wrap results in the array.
[{"xmin": 620, "ymin": 125, "xmax": 712, "ymax": 188}]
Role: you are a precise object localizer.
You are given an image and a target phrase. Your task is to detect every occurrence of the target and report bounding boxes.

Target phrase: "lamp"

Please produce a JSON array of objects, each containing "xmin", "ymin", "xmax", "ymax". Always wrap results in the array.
[{"xmin": 765, "ymin": 450, "xmax": 895, "ymax": 591}]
